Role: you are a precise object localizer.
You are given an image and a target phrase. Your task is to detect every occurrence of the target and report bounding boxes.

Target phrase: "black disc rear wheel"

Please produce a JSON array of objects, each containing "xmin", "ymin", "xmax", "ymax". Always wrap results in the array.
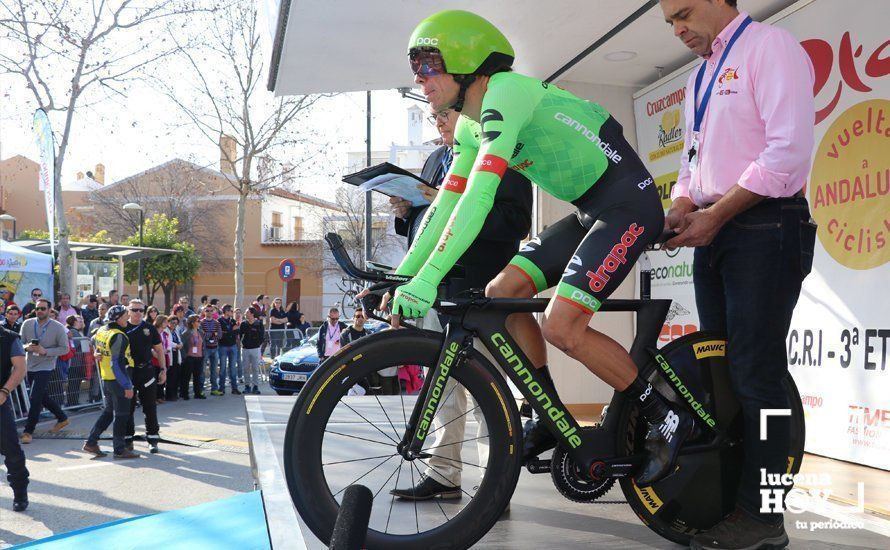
[{"xmin": 618, "ymin": 331, "xmax": 805, "ymax": 544}]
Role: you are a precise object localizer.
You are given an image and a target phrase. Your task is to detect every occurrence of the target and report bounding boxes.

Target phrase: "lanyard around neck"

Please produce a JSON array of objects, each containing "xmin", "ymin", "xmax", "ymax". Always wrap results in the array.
[{"xmin": 693, "ymin": 16, "xmax": 752, "ymax": 133}]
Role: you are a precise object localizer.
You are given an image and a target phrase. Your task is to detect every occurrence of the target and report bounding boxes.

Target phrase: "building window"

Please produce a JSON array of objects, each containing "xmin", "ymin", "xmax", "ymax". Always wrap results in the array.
[
  {"xmin": 293, "ymin": 216, "xmax": 304, "ymax": 240},
  {"xmin": 271, "ymin": 211, "xmax": 283, "ymax": 228}
]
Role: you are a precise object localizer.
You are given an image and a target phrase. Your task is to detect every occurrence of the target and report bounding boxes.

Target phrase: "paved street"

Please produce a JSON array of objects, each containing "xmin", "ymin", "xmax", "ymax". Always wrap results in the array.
[{"xmin": 0, "ymin": 383, "xmax": 266, "ymax": 548}]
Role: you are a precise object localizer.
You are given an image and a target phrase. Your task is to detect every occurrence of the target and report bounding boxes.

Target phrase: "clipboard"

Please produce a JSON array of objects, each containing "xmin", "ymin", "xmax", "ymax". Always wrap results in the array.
[{"xmin": 343, "ymin": 162, "xmax": 438, "ymax": 207}]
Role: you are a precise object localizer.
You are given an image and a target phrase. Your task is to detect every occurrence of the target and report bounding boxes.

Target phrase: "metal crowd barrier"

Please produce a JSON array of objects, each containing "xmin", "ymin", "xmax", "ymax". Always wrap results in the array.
[
  {"xmin": 12, "ymin": 336, "xmax": 105, "ymax": 424},
  {"xmin": 261, "ymin": 327, "xmax": 308, "ymax": 360}
]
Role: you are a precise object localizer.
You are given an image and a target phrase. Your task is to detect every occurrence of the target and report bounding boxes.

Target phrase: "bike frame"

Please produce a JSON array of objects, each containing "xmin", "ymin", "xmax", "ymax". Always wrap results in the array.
[
  {"xmin": 322, "ymin": 231, "xmax": 704, "ymax": 479},
  {"xmin": 398, "ymin": 295, "xmax": 671, "ymax": 478}
]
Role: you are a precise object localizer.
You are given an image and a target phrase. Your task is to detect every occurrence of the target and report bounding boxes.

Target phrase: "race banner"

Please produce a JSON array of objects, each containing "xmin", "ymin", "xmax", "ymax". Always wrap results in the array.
[
  {"xmin": 633, "ymin": 0, "xmax": 889, "ymax": 469},
  {"xmin": 33, "ymin": 108, "xmax": 56, "ymax": 259}
]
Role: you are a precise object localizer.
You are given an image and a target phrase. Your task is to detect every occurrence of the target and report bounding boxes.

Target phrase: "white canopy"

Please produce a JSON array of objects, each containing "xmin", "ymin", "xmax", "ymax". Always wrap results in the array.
[
  {"xmin": 267, "ymin": 0, "xmax": 798, "ymax": 95},
  {"xmin": 0, "ymin": 239, "xmax": 53, "ymax": 275}
]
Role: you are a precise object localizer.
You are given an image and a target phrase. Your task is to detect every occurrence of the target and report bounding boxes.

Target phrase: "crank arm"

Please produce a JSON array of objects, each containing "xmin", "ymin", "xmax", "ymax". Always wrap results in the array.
[{"xmin": 524, "ymin": 458, "xmax": 552, "ymax": 474}]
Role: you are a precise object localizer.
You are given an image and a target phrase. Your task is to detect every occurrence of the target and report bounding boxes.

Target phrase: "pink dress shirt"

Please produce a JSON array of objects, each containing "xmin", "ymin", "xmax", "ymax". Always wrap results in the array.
[
  {"xmin": 58, "ymin": 305, "xmax": 79, "ymax": 321},
  {"xmin": 672, "ymin": 12, "xmax": 816, "ymax": 207}
]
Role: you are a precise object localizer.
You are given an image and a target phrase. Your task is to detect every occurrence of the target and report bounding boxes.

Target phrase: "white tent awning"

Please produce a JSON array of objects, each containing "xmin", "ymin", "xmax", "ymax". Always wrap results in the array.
[{"xmin": 267, "ymin": 0, "xmax": 799, "ymax": 95}]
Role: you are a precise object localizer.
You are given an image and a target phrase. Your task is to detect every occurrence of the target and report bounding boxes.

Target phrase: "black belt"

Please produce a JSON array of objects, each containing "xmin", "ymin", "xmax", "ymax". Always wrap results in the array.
[{"xmin": 705, "ymin": 189, "xmax": 805, "ymax": 209}]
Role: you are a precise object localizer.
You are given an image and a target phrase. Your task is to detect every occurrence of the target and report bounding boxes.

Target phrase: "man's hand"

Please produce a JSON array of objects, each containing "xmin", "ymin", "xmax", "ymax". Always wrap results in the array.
[
  {"xmin": 664, "ymin": 197, "xmax": 697, "ymax": 235},
  {"xmin": 159, "ymin": 370, "xmax": 167, "ymax": 385},
  {"xmin": 389, "ymin": 196, "xmax": 412, "ymax": 219},
  {"xmin": 419, "ymin": 184, "xmax": 438, "ymax": 203},
  {"xmin": 667, "ymin": 208, "xmax": 727, "ymax": 248},
  {"xmin": 25, "ymin": 343, "xmax": 46, "ymax": 356},
  {"xmin": 124, "ymin": 388, "xmax": 134, "ymax": 399},
  {"xmin": 0, "ymin": 391, "xmax": 7, "ymax": 406},
  {"xmin": 391, "ymin": 279, "xmax": 437, "ymax": 320}
]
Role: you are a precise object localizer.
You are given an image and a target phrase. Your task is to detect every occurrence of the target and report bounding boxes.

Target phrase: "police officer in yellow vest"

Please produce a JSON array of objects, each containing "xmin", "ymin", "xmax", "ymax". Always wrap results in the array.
[{"xmin": 82, "ymin": 305, "xmax": 140, "ymax": 459}]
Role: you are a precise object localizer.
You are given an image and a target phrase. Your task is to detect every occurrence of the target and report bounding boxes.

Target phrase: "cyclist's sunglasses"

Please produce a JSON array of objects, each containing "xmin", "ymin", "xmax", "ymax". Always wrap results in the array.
[{"xmin": 409, "ymin": 49, "xmax": 446, "ymax": 77}]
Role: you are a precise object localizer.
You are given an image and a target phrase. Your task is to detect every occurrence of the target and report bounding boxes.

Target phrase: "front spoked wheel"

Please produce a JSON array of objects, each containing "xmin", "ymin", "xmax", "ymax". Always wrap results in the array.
[{"xmin": 284, "ymin": 330, "xmax": 523, "ymax": 550}]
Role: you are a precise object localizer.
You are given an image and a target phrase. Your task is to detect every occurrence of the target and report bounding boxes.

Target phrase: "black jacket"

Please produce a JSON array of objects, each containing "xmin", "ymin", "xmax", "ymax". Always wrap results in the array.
[
  {"xmin": 238, "ymin": 320, "xmax": 265, "ymax": 349},
  {"xmin": 394, "ymin": 144, "xmax": 534, "ymax": 291},
  {"xmin": 316, "ymin": 321, "xmax": 348, "ymax": 358}
]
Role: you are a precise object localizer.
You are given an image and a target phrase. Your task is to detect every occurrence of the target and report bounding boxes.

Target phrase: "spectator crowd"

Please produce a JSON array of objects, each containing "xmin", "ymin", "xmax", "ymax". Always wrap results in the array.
[{"xmin": 0, "ymin": 290, "xmax": 314, "ymax": 448}]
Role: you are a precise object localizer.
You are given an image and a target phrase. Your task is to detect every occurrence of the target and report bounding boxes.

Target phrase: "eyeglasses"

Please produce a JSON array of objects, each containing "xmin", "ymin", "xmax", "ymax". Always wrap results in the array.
[
  {"xmin": 32, "ymin": 293, "xmax": 42, "ymax": 298},
  {"xmin": 426, "ymin": 110, "xmax": 453, "ymax": 125},
  {"xmin": 409, "ymin": 48, "xmax": 446, "ymax": 77},
  {"xmin": 130, "ymin": 308, "xmax": 145, "ymax": 313},
  {"xmin": 34, "ymin": 307, "xmax": 47, "ymax": 311}
]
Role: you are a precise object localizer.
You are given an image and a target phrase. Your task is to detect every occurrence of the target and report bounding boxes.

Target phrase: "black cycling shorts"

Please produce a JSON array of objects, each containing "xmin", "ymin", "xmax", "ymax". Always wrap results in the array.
[{"xmin": 507, "ymin": 122, "xmax": 664, "ymax": 314}]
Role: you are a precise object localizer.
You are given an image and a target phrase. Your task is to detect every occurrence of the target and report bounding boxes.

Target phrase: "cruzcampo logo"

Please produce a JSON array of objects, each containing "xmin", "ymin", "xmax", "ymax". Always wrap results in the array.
[
  {"xmin": 654, "ymin": 353, "xmax": 717, "ymax": 429},
  {"xmin": 415, "ymin": 341, "xmax": 459, "ymax": 441},
  {"xmin": 491, "ymin": 332, "xmax": 581, "ymax": 448}
]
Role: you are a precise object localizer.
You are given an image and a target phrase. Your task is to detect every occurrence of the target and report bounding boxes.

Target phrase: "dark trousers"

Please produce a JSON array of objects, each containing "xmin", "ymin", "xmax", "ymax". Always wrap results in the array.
[
  {"xmin": 180, "ymin": 356, "xmax": 203, "ymax": 397},
  {"xmin": 87, "ymin": 380, "xmax": 132, "ymax": 454},
  {"xmin": 693, "ymin": 197, "xmax": 815, "ymax": 524},
  {"xmin": 24, "ymin": 370, "xmax": 68, "ymax": 434},
  {"xmin": 165, "ymin": 355, "xmax": 180, "ymax": 400},
  {"xmin": 155, "ymin": 366, "xmax": 164, "ymax": 400},
  {"xmin": 126, "ymin": 366, "xmax": 159, "ymax": 442},
  {"xmin": 0, "ymin": 400, "xmax": 29, "ymax": 495}
]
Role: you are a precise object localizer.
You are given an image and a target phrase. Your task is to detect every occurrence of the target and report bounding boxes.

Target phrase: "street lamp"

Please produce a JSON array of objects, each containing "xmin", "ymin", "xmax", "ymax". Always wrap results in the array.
[
  {"xmin": 123, "ymin": 203, "xmax": 145, "ymax": 300},
  {"xmin": 0, "ymin": 214, "xmax": 16, "ymax": 240}
]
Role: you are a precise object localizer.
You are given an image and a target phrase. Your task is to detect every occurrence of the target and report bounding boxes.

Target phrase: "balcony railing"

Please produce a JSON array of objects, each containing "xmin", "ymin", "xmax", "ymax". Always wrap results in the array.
[{"xmin": 262, "ymin": 225, "xmax": 308, "ymax": 243}]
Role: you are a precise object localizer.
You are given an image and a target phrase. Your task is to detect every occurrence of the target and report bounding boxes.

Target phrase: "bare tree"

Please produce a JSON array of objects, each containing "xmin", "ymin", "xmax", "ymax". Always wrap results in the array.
[
  {"xmin": 0, "ymin": 0, "xmax": 210, "ymax": 298},
  {"xmin": 87, "ymin": 160, "xmax": 226, "ymax": 268},
  {"xmin": 159, "ymin": 2, "xmax": 332, "ymax": 307}
]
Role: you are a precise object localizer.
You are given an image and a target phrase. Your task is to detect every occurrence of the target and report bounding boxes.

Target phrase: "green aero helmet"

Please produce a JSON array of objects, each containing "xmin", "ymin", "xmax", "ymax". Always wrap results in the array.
[{"xmin": 408, "ymin": 10, "xmax": 514, "ymax": 76}]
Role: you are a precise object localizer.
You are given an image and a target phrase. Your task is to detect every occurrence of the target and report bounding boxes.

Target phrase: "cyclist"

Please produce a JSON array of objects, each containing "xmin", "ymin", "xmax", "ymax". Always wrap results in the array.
[{"xmin": 390, "ymin": 9, "xmax": 691, "ymax": 486}]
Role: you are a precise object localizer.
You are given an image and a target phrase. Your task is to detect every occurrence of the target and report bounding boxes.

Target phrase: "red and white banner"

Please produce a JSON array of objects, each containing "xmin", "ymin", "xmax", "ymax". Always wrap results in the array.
[{"xmin": 633, "ymin": 0, "xmax": 889, "ymax": 470}]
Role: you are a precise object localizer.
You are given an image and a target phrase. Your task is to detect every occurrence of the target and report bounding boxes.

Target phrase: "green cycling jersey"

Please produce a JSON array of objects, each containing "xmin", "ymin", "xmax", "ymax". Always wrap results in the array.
[{"xmin": 395, "ymin": 71, "xmax": 624, "ymax": 290}]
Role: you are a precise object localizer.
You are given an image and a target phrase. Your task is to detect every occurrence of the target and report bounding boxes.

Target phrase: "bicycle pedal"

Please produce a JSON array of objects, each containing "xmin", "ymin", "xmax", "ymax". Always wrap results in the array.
[{"xmin": 525, "ymin": 458, "xmax": 551, "ymax": 474}]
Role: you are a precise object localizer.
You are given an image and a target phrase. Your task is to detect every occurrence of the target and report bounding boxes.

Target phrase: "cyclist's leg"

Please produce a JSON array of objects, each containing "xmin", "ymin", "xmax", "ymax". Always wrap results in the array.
[
  {"xmin": 486, "ymin": 214, "xmax": 589, "ymax": 369},
  {"xmin": 540, "ymin": 203, "xmax": 661, "ymax": 389}
]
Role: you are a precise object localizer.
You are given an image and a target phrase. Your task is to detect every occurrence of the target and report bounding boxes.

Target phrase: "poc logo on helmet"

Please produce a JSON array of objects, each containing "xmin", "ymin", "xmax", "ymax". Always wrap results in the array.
[{"xmin": 415, "ymin": 37, "xmax": 439, "ymax": 46}]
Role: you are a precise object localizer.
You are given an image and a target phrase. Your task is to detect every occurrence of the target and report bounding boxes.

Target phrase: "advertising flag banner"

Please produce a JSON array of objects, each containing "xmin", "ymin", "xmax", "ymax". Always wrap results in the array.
[{"xmin": 33, "ymin": 108, "xmax": 56, "ymax": 260}]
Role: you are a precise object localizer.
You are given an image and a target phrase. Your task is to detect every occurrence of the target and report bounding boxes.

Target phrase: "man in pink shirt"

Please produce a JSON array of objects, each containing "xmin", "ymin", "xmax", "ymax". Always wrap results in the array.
[
  {"xmin": 661, "ymin": 1, "xmax": 816, "ymax": 548},
  {"xmin": 56, "ymin": 293, "xmax": 81, "ymax": 323}
]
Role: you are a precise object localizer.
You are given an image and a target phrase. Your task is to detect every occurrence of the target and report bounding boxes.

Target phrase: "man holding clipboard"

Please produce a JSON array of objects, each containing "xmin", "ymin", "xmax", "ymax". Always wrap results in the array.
[{"xmin": 388, "ymin": 107, "xmax": 532, "ymax": 501}]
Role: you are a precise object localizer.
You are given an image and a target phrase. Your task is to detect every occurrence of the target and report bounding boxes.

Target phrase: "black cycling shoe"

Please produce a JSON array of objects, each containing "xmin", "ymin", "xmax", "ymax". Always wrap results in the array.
[
  {"xmin": 521, "ymin": 418, "xmax": 557, "ymax": 461},
  {"xmin": 634, "ymin": 407, "xmax": 694, "ymax": 487}
]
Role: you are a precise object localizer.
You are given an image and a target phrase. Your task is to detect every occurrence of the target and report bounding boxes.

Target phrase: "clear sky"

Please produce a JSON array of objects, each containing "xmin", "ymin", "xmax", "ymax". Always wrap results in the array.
[{"xmin": 0, "ymin": 79, "xmax": 435, "ymax": 199}]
